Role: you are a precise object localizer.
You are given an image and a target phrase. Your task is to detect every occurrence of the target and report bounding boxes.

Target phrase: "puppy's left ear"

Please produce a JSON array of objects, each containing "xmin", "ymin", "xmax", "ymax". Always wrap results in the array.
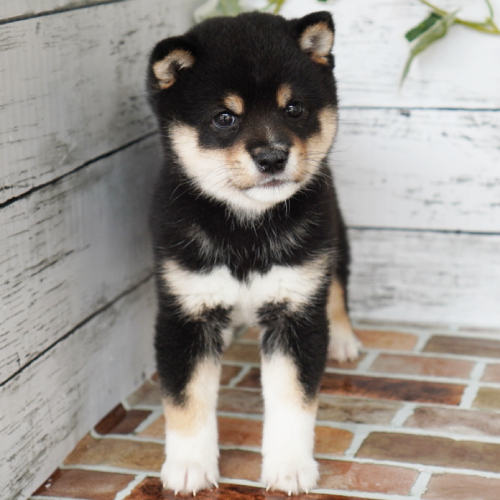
[{"xmin": 295, "ymin": 11, "xmax": 335, "ymax": 66}]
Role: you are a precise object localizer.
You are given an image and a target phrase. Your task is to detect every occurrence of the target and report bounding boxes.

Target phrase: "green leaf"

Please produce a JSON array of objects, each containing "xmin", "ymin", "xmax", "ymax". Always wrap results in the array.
[
  {"xmin": 400, "ymin": 10, "xmax": 458, "ymax": 87},
  {"xmin": 194, "ymin": 0, "xmax": 243, "ymax": 23},
  {"xmin": 405, "ymin": 12, "xmax": 442, "ymax": 41},
  {"xmin": 219, "ymin": 0, "xmax": 243, "ymax": 16}
]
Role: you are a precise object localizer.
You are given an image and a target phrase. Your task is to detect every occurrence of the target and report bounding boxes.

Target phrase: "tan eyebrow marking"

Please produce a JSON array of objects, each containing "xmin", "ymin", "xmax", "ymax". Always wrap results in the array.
[
  {"xmin": 223, "ymin": 93, "xmax": 244, "ymax": 115},
  {"xmin": 276, "ymin": 83, "xmax": 292, "ymax": 108}
]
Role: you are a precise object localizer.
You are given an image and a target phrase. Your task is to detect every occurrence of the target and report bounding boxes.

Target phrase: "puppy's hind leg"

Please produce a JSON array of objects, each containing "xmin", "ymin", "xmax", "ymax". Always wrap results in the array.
[
  {"xmin": 327, "ymin": 279, "xmax": 361, "ymax": 362},
  {"xmin": 155, "ymin": 309, "xmax": 227, "ymax": 494}
]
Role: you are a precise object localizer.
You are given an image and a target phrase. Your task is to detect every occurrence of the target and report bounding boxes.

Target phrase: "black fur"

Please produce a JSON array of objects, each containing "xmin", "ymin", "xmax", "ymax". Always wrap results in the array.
[{"xmin": 148, "ymin": 11, "xmax": 350, "ymax": 403}]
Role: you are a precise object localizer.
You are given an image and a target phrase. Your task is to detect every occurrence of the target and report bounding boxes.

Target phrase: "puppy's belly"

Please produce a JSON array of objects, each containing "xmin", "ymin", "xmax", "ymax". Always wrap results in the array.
[{"xmin": 162, "ymin": 256, "xmax": 329, "ymax": 326}]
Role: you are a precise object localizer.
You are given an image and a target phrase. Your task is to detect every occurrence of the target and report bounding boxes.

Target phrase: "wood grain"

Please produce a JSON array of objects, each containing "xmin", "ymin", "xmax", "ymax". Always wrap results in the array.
[
  {"xmin": 333, "ymin": 107, "xmax": 500, "ymax": 233},
  {"xmin": 332, "ymin": 0, "xmax": 500, "ymax": 108},
  {"xmin": 0, "ymin": 0, "xmax": 178, "ymax": 204},
  {"xmin": 0, "ymin": 278, "xmax": 156, "ymax": 500},
  {"xmin": 348, "ymin": 228, "xmax": 500, "ymax": 328},
  {"xmin": 0, "ymin": 135, "xmax": 161, "ymax": 384}
]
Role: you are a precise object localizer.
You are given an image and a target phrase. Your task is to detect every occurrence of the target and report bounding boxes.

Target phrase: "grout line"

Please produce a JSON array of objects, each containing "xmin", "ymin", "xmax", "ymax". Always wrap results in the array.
[
  {"xmin": 410, "ymin": 471, "xmax": 432, "ymax": 498},
  {"xmin": 390, "ymin": 403, "xmax": 416, "ymax": 427},
  {"xmin": 459, "ymin": 381, "xmax": 481, "ymax": 409},
  {"xmin": 356, "ymin": 350, "xmax": 379, "ymax": 373},
  {"xmin": 344, "ymin": 428, "xmax": 370, "ymax": 458},
  {"xmin": 31, "ymin": 497, "xmax": 89, "ymax": 500},
  {"xmin": 89, "ymin": 430, "xmax": 164, "ymax": 444},
  {"xmin": 469, "ymin": 361, "xmax": 487, "ymax": 381},
  {"xmin": 228, "ymin": 364, "xmax": 253, "ymax": 388},
  {"xmin": 124, "ymin": 404, "xmax": 163, "ymax": 411},
  {"xmin": 133, "ymin": 407, "xmax": 164, "ymax": 435},
  {"xmin": 412, "ymin": 331, "xmax": 432, "ymax": 353},
  {"xmin": 114, "ymin": 473, "xmax": 147, "ymax": 500},
  {"xmin": 60, "ymin": 463, "xmax": 161, "ymax": 477}
]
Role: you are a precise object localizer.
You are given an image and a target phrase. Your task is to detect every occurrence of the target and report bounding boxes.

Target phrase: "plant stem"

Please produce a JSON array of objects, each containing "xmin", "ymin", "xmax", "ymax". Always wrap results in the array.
[{"xmin": 419, "ymin": 0, "xmax": 500, "ymax": 34}]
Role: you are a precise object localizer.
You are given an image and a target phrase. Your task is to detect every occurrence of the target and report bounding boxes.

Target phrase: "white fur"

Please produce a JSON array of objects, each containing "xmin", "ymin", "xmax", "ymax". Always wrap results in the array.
[
  {"xmin": 161, "ymin": 360, "xmax": 220, "ymax": 494},
  {"xmin": 328, "ymin": 321, "xmax": 362, "ymax": 362},
  {"xmin": 161, "ymin": 425, "xmax": 219, "ymax": 494},
  {"xmin": 260, "ymin": 355, "xmax": 319, "ymax": 493},
  {"xmin": 162, "ymin": 256, "xmax": 329, "ymax": 320},
  {"xmin": 171, "ymin": 125, "xmax": 308, "ymax": 217}
]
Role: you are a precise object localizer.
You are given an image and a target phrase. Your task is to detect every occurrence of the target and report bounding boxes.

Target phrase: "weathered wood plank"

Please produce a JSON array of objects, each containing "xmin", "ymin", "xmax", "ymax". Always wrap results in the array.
[
  {"xmin": 0, "ymin": 0, "xmax": 192, "ymax": 204},
  {"xmin": 0, "ymin": 278, "xmax": 156, "ymax": 500},
  {"xmin": 348, "ymin": 228, "xmax": 500, "ymax": 328},
  {"xmin": 282, "ymin": 0, "xmax": 500, "ymax": 108},
  {"xmin": 0, "ymin": 135, "xmax": 161, "ymax": 384},
  {"xmin": 0, "ymin": 0, "xmax": 202, "ymax": 26},
  {"xmin": 333, "ymin": 108, "xmax": 500, "ymax": 233},
  {"xmin": 0, "ymin": 0, "xmax": 111, "ymax": 23}
]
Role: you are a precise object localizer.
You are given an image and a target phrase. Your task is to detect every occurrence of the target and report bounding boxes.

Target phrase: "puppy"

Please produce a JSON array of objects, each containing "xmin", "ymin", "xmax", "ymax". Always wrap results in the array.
[{"xmin": 147, "ymin": 11, "xmax": 361, "ymax": 494}]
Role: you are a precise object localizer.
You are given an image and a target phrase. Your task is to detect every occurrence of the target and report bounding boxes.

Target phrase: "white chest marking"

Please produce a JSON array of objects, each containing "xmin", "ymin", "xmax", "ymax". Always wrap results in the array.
[{"xmin": 162, "ymin": 257, "xmax": 329, "ymax": 323}]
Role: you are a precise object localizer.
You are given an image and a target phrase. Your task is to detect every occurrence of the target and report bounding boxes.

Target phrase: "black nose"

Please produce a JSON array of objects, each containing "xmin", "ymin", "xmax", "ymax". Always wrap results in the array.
[{"xmin": 253, "ymin": 149, "xmax": 288, "ymax": 174}]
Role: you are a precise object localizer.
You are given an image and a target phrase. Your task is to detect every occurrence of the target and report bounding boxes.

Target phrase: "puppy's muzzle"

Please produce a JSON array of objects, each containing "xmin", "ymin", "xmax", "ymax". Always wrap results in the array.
[{"xmin": 252, "ymin": 148, "xmax": 289, "ymax": 175}]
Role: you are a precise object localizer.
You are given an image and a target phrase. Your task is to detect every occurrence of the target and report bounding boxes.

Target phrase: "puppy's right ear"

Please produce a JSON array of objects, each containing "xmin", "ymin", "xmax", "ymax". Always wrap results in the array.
[{"xmin": 149, "ymin": 37, "xmax": 196, "ymax": 90}]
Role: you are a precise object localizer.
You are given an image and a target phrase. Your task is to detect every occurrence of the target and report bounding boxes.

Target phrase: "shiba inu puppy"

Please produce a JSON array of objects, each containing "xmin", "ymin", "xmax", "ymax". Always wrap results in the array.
[{"xmin": 147, "ymin": 10, "xmax": 361, "ymax": 494}]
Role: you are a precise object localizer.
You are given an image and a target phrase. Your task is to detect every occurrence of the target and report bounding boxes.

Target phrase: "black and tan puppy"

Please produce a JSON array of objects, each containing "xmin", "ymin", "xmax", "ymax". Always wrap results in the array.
[{"xmin": 147, "ymin": 11, "xmax": 361, "ymax": 494}]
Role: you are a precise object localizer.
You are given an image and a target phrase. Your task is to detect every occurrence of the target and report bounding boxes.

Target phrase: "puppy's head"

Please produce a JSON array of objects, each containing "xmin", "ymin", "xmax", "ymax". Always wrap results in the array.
[{"xmin": 148, "ymin": 11, "xmax": 338, "ymax": 216}]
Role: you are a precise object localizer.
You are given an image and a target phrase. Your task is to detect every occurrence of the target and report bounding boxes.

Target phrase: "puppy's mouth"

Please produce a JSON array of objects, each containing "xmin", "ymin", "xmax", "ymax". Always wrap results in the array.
[{"xmin": 258, "ymin": 179, "xmax": 290, "ymax": 189}]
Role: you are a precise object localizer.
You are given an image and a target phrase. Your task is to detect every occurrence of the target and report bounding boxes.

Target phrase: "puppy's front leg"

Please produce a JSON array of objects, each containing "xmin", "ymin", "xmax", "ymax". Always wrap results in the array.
[
  {"xmin": 259, "ymin": 305, "xmax": 328, "ymax": 494},
  {"xmin": 155, "ymin": 310, "xmax": 225, "ymax": 494}
]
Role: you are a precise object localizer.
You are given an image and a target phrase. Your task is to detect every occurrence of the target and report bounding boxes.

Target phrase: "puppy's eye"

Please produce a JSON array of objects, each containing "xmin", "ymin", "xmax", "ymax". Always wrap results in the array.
[
  {"xmin": 213, "ymin": 112, "xmax": 236, "ymax": 128},
  {"xmin": 286, "ymin": 101, "xmax": 304, "ymax": 118}
]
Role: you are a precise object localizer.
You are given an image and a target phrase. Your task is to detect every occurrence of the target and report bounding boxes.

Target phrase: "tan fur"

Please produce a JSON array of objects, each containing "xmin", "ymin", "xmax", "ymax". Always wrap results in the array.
[
  {"xmin": 291, "ymin": 107, "xmax": 337, "ymax": 183},
  {"xmin": 162, "ymin": 359, "xmax": 221, "ymax": 436},
  {"xmin": 327, "ymin": 280, "xmax": 353, "ymax": 336},
  {"xmin": 223, "ymin": 93, "xmax": 244, "ymax": 115},
  {"xmin": 261, "ymin": 354, "xmax": 317, "ymax": 411},
  {"xmin": 299, "ymin": 22, "xmax": 334, "ymax": 65},
  {"xmin": 276, "ymin": 84, "xmax": 292, "ymax": 108},
  {"xmin": 153, "ymin": 49, "xmax": 195, "ymax": 89},
  {"xmin": 171, "ymin": 123, "xmax": 257, "ymax": 189},
  {"xmin": 306, "ymin": 107, "xmax": 337, "ymax": 160}
]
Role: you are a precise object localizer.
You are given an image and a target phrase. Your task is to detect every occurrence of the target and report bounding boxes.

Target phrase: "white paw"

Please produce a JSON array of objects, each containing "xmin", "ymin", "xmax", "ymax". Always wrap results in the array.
[
  {"xmin": 328, "ymin": 328, "xmax": 362, "ymax": 363},
  {"xmin": 261, "ymin": 456, "xmax": 319, "ymax": 494},
  {"xmin": 161, "ymin": 458, "xmax": 219, "ymax": 495}
]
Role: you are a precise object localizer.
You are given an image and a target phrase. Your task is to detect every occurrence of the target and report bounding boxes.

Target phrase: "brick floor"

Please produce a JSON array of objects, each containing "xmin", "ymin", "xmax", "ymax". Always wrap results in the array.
[{"xmin": 30, "ymin": 324, "xmax": 500, "ymax": 500}]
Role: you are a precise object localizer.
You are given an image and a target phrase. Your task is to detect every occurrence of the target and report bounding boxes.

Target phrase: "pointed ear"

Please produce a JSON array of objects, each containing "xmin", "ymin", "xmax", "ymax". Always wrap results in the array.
[
  {"xmin": 295, "ymin": 11, "xmax": 335, "ymax": 66},
  {"xmin": 149, "ymin": 36, "xmax": 196, "ymax": 90}
]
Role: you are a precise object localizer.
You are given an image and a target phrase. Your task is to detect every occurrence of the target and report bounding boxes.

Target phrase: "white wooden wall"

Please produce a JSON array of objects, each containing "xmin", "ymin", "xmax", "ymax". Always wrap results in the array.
[
  {"xmin": 0, "ymin": 1, "xmax": 202, "ymax": 499},
  {"xmin": 281, "ymin": 0, "xmax": 500, "ymax": 328},
  {"xmin": 0, "ymin": 0, "xmax": 499, "ymax": 498}
]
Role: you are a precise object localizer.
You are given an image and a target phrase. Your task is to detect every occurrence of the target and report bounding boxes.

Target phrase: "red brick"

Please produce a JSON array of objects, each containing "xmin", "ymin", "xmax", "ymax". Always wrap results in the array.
[
  {"xmin": 473, "ymin": 387, "xmax": 500, "ymax": 410},
  {"xmin": 95, "ymin": 404, "xmax": 151, "ymax": 435},
  {"xmin": 220, "ymin": 365, "xmax": 242, "ymax": 386},
  {"xmin": 317, "ymin": 459, "xmax": 418, "ymax": 495},
  {"xmin": 64, "ymin": 434, "xmax": 163, "ymax": 471},
  {"xmin": 125, "ymin": 477, "xmax": 371, "ymax": 500},
  {"xmin": 318, "ymin": 395, "xmax": 400, "ymax": 424},
  {"xmin": 357, "ymin": 432, "xmax": 500, "ymax": 473},
  {"xmin": 34, "ymin": 469, "xmax": 134, "ymax": 500},
  {"xmin": 222, "ymin": 343, "xmax": 260, "ymax": 363},
  {"xmin": 405, "ymin": 406, "xmax": 500, "ymax": 436},
  {"xmin": 370, "ymin": 354, "xmax": 473, "ymax": 378},
  {"xmin": 355, "ymin": 330, "xmax": 418, "ymax": 351},
  {"xmin": 482, "ymin": 364, "xmax": 500, "ymax": 382},
  {"xmin": 218, "ymin": 388, "xmax": 263, "ymax": 414},
  {"xmin": 424, "ymin": 336, "xmax": 500, "ymax": 358},
  {"xmin": 423, "ymin": 473, "xmax": 500, "ymax": 499},
  {"xmin": 320, "ymin": 372, "xmax": 464, "ymax": 405}
]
